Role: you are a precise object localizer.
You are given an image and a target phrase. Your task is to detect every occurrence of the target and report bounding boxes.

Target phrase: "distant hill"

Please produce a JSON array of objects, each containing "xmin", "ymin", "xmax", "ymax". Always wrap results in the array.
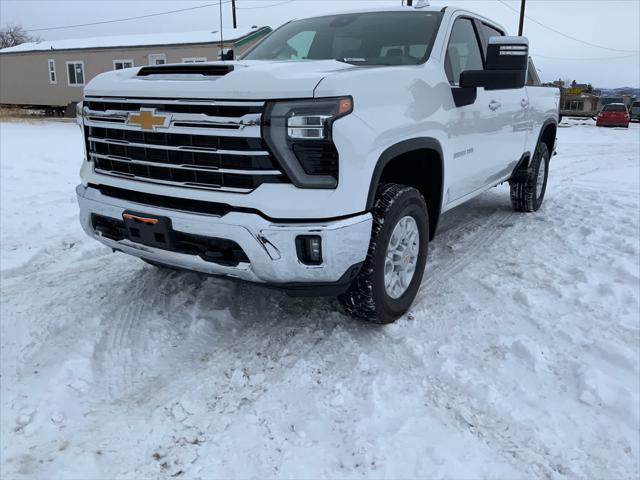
[{"xmin": 598, "ymin": 87, "xmax": 640, "ymax": 97}]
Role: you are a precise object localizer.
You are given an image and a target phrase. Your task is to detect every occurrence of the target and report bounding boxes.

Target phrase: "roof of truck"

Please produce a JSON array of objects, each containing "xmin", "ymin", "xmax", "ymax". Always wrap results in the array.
[
  {"xmin": 290, "ymin": 5, "xmax": 507, "ymax": 34},
  {"xmin": 0, "ymin": 26, "xmax": 270, "ymax": 54},
  {"xmin": 295, "ymin": 5, "xmax": 444, "ymax": 18}
]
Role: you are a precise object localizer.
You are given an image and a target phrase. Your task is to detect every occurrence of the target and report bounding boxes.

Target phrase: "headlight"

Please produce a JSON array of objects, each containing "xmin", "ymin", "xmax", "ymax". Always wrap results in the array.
[{"xmin": 263, "ymin": 97, "xmax": 352, "ymax": 189}]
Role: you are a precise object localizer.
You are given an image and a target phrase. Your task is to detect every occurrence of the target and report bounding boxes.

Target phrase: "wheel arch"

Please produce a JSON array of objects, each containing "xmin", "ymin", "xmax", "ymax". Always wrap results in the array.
[
  {"xmin": 538, "ymin": 119, "xmax": 557, "ymax": 157},
  {"xmin": 511, "ymin": 119, "xmax": 557, "ymax": 181},
  {"xmin": 367, "ymin": 138, "xmax": 444, "ymax": 241}
]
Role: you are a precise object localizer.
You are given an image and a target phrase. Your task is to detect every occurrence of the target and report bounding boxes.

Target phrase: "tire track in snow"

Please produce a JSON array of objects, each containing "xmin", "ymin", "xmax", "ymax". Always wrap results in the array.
[
  {"xmin": 412, "ymin": 200, "xmax": 517, "ymax": 310},
  {"xmin": 92, "ymin": 270, "xmax": 159, "ymax": 400},
  {"xmin": 89, "ymin": 267, "xmax": 337, "ymax": 410},
  {"xmin": 425, "ymin": 376, "xmax": 582, "ymax": 479}
]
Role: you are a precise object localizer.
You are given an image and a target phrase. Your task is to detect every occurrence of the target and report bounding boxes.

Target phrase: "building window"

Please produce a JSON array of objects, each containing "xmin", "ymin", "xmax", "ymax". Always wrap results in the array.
[
  {"xmin": 66, "ymin": 61, "xmax": 85, "ymax": 86},
  {"xmin": 148, "ymin": 54, "xmax": 166, "ymax": 65},
  {"xmin": 113, "ymin": 59, "xmax": 134, "ymax": 70},
  {"xmin": 47, "ymin": 59, "xmax": 56, "ymax": 84},
  {"xmin": 182, "ymin": 57, "xmax": 207, "ymax": 63},
  {"xmin": 563, "ymin": 100, "xmax": 584, "ymax": 111}
]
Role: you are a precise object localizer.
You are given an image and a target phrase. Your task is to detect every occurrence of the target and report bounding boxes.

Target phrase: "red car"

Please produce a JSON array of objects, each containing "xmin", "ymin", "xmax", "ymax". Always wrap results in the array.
[{"xmin": 596, "ymin": 103, "xmax": 630, "ymax": 128}]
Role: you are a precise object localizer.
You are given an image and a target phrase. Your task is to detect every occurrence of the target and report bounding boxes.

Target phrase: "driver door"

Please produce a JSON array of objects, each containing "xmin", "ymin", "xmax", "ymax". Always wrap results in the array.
[{"xmin": 443, "ymin": 17, "xmax": 500, "ymax": 204}]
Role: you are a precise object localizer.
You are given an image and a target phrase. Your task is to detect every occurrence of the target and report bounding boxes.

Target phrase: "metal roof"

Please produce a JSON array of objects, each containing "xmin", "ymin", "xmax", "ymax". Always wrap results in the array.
[{"xmin": 0, "ymin": 27, "xmax": 271, "ymax": 54}]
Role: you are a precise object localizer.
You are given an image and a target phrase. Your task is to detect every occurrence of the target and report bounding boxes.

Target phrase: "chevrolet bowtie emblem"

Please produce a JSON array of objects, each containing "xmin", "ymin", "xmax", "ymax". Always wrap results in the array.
[{"xmin": 127, "ymin": 109, "xmax": 171, "ymax": 131}]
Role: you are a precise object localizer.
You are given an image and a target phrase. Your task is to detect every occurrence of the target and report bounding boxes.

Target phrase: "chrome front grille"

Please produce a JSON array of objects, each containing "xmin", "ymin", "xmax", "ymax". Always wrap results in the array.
[{"xmin": 83, "ymin": 97, "xmax": 289, "ymax": 193}]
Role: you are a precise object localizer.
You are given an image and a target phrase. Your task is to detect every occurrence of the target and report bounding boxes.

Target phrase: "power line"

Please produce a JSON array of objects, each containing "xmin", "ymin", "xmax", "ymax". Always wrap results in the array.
[
  {"xmin": 237, "ymin": 0, "xmax": 296, "ymax": 9},
  {"xmin": 24, "ymin": 2, "xmax": 229, "ymax": 33},
  {"xmin": 22, "ymin": 0, "xmax": 297, "ymax": 33},
  {"xmin": 497, "ymin": 0, "xmax": 639, "ymax": 54}
]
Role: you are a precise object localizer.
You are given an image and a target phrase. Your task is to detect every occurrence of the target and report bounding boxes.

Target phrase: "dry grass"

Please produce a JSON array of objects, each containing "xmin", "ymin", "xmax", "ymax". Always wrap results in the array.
[{"xmin": 0, "ymin": 107, "xmax": 53, "ymax": 121}]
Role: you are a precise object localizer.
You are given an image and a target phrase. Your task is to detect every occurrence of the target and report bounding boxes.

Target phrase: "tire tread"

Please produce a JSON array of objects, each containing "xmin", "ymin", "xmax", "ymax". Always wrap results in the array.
[
  {"xmin": 510, "ymin": 143, "xmax": 549, "ymax": 212},
  {"xmin": 339, "ymin": 183, "xmax": 421, "ymax": 324}
]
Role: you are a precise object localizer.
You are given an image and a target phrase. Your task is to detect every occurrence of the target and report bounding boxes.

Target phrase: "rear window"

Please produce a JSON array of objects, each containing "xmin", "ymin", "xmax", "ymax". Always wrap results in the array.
[
  {"xmin": 603, "ymin": 104, "xmax": 627, "ymax": 112},
  {"xmin": 632, "ymin": 102, "xmax": 640, "ymax": 108}
]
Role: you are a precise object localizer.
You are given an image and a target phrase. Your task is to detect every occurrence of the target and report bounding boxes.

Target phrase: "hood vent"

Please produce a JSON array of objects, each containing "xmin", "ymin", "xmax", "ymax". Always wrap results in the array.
[{"xmin": 137, "ymin": 64, "xmax": 234, "ymax": 77}]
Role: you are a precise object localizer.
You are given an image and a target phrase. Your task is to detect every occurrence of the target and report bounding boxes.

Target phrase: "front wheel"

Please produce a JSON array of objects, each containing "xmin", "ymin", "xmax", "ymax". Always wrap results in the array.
[
  {"xmin": 338, "ymin": 183, "xmax": 429, "ymax": 324},
  {"xmin": 510, "ymin": 143, "xmax": 550, "ymax": 212}
]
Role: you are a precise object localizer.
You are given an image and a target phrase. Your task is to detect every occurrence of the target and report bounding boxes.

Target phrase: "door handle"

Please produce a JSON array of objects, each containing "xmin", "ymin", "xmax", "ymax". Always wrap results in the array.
[
  {"xmin": 489, "ymin": 100, "xmax": 502, "ymax": 111},
  {"xmin": 521, "ymin": 98, "xmax": 530, "ymax": 108}
]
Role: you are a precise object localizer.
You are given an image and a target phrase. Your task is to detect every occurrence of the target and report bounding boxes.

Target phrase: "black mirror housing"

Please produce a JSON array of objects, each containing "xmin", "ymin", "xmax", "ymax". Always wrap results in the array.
[
  {"xmin": 460, "ymin": 36, "xmax": 528, "ymax": 90},
  {"xmin": 460, "ymin": 70, "xmax": 527, "ymax": 90},
  {"xmin": 486, "ymin": 36, "xmax": 529, "ymax": 71}
]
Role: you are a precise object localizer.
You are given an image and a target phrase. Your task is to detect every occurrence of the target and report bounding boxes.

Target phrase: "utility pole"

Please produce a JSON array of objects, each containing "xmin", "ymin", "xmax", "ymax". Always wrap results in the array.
[
  {"xmin": 518, "ymin": 0, "xmax": 526, "ymax": 36},
  {"xmin": 231, "ymin": 0, "xmax": 237, "ymax": 29}
]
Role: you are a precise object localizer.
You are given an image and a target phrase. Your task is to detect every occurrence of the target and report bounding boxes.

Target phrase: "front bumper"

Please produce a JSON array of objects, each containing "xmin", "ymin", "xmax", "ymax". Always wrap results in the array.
[{"xmin": 76, "ymin": 185, "xmax": 372, "ymax": 291}]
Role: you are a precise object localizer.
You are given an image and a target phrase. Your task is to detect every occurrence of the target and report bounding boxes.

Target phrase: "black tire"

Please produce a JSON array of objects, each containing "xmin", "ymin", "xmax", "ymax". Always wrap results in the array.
[
  {"xmin": 510, "ymin": 142, "xmax": 550, "ymax": 212},
  {"xmin": 338, "ymin": 183, "xmax": 429, "ymax": 324}
]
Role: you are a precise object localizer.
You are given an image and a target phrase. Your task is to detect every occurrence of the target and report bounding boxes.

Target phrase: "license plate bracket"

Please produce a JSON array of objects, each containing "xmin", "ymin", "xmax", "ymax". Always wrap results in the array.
[{"xmin": 122, "ymin": 211, "xmax": 176, "ymax": 250}]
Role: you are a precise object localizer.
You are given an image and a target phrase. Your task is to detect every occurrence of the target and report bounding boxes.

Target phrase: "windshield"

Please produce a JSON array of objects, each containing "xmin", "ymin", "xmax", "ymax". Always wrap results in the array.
[
  {"xmin": 242, "ymin": 11, "xmax": 443, "ymax": 66},
  {"xmin": 604, "ymin": 104, "xmax": 627, "ymax": 112}
]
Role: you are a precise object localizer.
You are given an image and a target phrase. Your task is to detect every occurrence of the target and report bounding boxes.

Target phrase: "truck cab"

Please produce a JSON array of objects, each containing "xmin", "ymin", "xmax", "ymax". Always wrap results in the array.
[{"xmin": 76, "ymin": 5, "xmax": 559, "ymax": 323}]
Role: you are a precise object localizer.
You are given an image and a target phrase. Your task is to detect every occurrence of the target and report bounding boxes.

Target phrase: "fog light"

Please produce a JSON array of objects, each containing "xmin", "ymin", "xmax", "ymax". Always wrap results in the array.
[{"xmin": 296, "ymin": 235, "xmax": 322, "ymax": 265}]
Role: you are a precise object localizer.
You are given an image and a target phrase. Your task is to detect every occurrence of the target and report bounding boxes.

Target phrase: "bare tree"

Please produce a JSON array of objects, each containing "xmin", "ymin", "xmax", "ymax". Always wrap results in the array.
[{"xmin": 0, "ymin": 24, "xmax": 41, "ymax": 49}]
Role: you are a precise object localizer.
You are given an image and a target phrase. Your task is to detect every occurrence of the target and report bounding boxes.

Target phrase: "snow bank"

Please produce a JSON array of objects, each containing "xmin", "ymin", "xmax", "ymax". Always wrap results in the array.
[{"xmin": 1, "ymin": 118, "xmax": 639, "ymax": 478}]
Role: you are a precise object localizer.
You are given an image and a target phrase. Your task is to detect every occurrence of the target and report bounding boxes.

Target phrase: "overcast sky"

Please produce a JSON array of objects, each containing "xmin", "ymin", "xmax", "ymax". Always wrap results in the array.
[{"xmin": 1, "ymin": 0, "xmax": 639, "ymax": 87}]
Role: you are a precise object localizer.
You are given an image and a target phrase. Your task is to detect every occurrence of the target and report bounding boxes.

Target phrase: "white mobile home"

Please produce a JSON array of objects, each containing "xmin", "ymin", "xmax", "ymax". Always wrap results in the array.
[{"xmin": 0, "ymin": 27, "xmax": 271, "ymax": 112}]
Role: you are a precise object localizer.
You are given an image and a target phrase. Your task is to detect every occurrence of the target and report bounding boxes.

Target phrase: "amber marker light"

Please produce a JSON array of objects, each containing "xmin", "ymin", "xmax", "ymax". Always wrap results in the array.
[{"xmin": 338, "ymin": 97, "xmax": 353, "ymax": 115}]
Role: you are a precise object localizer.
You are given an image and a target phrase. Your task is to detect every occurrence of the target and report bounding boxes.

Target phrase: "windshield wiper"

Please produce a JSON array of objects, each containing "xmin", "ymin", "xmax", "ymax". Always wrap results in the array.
[{"xmin": 336, "ymin": 57, "xmax": 368, "ymax": 65}]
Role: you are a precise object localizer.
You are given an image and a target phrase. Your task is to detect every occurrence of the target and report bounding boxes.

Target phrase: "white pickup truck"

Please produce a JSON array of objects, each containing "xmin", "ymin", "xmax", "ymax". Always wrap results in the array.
[{"xmin": 76, "ymin": 5, "xmax": 559, "ymax": 323}]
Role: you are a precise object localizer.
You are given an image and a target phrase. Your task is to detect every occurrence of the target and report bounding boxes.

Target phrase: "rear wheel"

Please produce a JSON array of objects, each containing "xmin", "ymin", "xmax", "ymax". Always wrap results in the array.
[
  {"xmin": 338, "ymin": 183, "xmax": 429, "ymax": 324},
  {"xmin": 510, "ymin": 143, "xmax": 550, "ymax": 212}
]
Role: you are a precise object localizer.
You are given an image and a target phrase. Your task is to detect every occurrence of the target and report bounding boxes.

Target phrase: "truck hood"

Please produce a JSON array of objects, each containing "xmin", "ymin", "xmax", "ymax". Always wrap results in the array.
[{"xmin": 84, "ymin": 60, "xmax": 358, "ymax": 100}]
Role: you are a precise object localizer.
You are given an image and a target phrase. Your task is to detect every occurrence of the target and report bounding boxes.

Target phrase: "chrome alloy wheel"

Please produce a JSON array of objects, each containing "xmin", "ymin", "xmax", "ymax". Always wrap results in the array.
[
  {"xmin": 384, "ymin": 216, "xmax": 420, "ymax": 299},
  {"xmin": 536, "ymin": 157, "xmax": 546, "ymax": 200}
]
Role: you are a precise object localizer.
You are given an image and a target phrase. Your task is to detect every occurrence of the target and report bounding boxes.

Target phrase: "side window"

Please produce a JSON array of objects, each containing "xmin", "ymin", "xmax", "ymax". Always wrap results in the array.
[
  {"xmin": 148, "ymin": 54, "xmax": 166, "ymax": 65},
  {"xmin": 445, "ymin": 18, "xmax": 484, "ymax": 85},
  {"xmin": 113, "ymin": 60, "xmax": 134, "ymax": 70},
  {"xmin": 526, "ymin": 58, "xmax": 541, "ymax": 86},
  {"xmin": 479, "ymin": 23, "xmax": 504, "ymax": 59},
  {"xmin": 48, "ymin": 59, "xmax": 56, "ymax": 84},
  {"xmin": 66, "ymin": 61, "xmax": 85, "ymax": 86}
]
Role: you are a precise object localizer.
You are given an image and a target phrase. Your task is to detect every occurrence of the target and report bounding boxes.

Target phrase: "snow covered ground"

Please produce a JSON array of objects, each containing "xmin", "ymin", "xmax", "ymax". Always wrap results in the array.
[{"xmin": 1, "ymin": 118, "xmax": 639, "ymax": 479}]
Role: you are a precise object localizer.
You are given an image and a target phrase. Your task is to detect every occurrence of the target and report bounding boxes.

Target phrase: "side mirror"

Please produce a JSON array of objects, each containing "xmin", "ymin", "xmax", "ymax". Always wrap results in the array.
[
  {"xmin": 219, "ymin": 48, "xmax": 234, "ymax": 61},
  {"xmin": 460, "ymin": 36, "xmax": 528, "ymax": 90}
]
